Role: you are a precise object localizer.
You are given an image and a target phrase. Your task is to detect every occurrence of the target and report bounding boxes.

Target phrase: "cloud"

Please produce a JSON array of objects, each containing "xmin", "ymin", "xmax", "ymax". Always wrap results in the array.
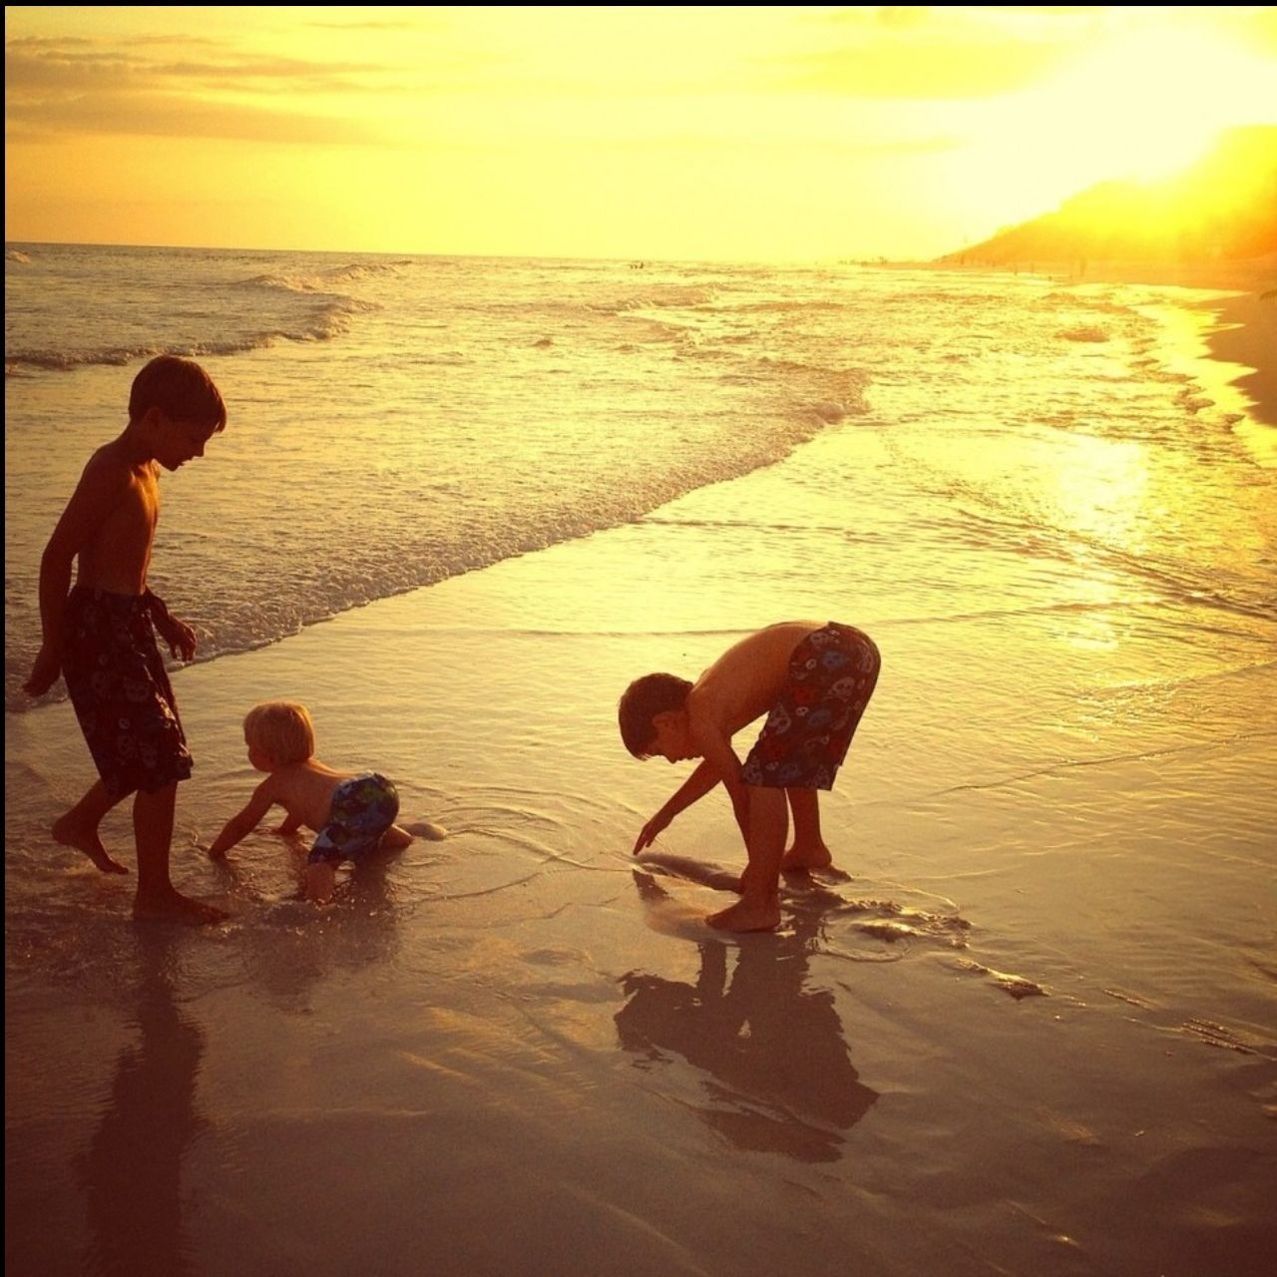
[
  {"xmin": 5, "ymin": 41, "xmax": 385, "ymax": 95},
  {"xmin": 306, "ymin": 20, "xmax": 422, "ymax": 31},
  {"xmin": 4, "ymin": 35, "xmax": 396, "ymax": 147},
  {"xmin": 5, "ymin": 91, "xmax": 384, "ymax": 147},
  {"xmin": 791, "ymin": 43, "xmax": 1075, "ymax": 99},
  {"xmin": 6, "ymin": 34, "xmax": 220, "ymax": 49},
  {"xmin": 796, "ymin": 7, "xmax": 1092, "ymax": 99}
]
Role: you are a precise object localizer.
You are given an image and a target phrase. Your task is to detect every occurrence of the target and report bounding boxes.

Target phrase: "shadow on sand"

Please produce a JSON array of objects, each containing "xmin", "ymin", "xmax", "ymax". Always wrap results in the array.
[
  {"xmin": 78, "ymin": 928, "xmax": 205, "ymax": 1276},
  {"xmin": 615, "ymin": 858, "xmax": 878, "ymax": 1162}
]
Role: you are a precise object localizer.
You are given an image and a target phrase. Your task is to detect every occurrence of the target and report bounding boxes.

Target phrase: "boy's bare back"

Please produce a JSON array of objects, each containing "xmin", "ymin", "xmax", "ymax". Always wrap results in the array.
[
  {"xmin": 256, "ymin": 759, "xmax": 350, "ymax": 834},
  {"xmin": 688, "ymin": 621, "xmax": 826, "ymax": 738}
]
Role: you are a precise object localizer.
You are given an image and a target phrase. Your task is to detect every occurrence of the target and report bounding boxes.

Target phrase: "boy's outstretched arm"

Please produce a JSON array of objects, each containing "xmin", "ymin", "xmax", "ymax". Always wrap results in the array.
[
  {"xmin": 208, "ymin": 780, "xmax": 277, "ymax": 858},
  {"xmin": 633, "ymin": 759, "xmax": 722, "ymax": 853},
  {"xmin": 691, "ymin": 727, "xmax": 751, "ymax": 846}
]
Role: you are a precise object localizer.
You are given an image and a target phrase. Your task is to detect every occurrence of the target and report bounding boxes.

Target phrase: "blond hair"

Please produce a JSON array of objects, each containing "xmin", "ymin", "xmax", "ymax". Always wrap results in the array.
[{"xmin": 243, "ymin": 701, "xmax": 315, "ymax": 765}]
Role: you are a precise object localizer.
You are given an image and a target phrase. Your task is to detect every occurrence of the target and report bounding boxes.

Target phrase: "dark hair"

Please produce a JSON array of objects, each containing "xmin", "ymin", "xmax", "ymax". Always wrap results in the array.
[
  {"xmin": 618, "ymin": 673, "xmax": 692, "ymax": 758},
  {"xmin": 129, "ymin": 355, "xmax": 227, "ymax": 431}
]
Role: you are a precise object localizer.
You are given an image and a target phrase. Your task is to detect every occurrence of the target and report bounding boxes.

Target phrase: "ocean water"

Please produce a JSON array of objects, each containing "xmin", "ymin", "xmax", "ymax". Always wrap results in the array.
[
  {"xmin": 6, "ymin": 244, "xmax": 865, "ymax": 708},
  {"xmin": 5, "ymin": 243, "xmax": 1276, "ymax": 1275},
  {"xmin": 8, "ymin": 243, "xmax": 1270, "ymax": 710}
]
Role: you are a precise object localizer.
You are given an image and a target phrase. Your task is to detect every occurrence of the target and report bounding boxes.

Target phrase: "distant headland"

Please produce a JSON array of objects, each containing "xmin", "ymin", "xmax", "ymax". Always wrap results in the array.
[{"xmin": 935, "ymin": 125, "xmax": 1276, "ymax": 274}]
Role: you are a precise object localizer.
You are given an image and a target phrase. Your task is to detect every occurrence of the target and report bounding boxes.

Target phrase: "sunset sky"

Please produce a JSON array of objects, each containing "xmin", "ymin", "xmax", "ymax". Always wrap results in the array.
[{"xmin": 5, "ymin": 5, "xmax": 1276, "ymax": 261}]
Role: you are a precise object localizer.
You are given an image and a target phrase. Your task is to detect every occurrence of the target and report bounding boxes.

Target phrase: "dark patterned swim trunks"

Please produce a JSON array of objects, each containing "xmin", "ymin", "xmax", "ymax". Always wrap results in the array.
[
  {"xmin": 740, "ymin": 622, "xmax": 880, "ymax": 791},
  {"xmin": 309, "ymin": 773, "xmax": 400, "ymax": 866},
  {"xmin": 61, "ymin": 586, "xmax": 193, "ymax": 800}
]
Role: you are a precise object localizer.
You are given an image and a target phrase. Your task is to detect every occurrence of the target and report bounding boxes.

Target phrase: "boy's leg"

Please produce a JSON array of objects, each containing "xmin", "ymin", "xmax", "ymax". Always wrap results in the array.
[
  {"xmin": 132, "ymin": 784, "xmax": 227, "ymax": 923},
  {"xmin": 52, "ymin": 780, "xmax": 129, "ymax": 874},
  {"xmin": 782, "ymin": 788, "xmax": 833, "ymax": 872},
  {"xmin": 708, "ymin": 786, "xmax": 786, "ymax": 932},
  {"xmin": 378, "ymin": 823, "xmax": 414, "ymax": 852}
]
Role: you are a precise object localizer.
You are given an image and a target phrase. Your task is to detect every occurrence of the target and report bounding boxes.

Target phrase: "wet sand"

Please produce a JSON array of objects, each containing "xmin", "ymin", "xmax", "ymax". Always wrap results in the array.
[{"xmin": 1204, "ymin": 289, "xmax": 1277, "ymax": 428}]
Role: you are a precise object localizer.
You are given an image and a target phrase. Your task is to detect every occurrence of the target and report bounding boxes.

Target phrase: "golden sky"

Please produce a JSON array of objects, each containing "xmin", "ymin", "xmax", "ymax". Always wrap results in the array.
[{"xmin": 5, "ymin": 5, "xmax": 1276, "ymax": 260}]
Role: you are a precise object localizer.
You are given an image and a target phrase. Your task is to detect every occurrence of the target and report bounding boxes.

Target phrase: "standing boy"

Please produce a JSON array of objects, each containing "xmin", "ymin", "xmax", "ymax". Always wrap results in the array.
[
  {"xmin": 24, "ymin": 355, "xmax": 228, "ymax": 923},
  {"xmin": 619, "ymin": 621, "xmax": 880, "ymax": 932}
]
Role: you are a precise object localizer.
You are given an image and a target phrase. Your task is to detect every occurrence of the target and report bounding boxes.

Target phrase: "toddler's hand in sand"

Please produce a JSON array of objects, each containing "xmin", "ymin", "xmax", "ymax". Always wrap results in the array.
[{"xmin": 634, "ymin": 812, "xmax": 671, "ymax": 855}]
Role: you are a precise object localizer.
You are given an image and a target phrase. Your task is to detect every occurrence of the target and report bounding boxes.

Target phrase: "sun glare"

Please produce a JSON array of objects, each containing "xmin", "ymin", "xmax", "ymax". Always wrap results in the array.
[
  {"xmin": 933, "ymin": 18, "xmax": 1277, "ymax": 246},
  {"xmin": 1038, "ymin": 25, "xmax": 1274, "ymax": 184}
]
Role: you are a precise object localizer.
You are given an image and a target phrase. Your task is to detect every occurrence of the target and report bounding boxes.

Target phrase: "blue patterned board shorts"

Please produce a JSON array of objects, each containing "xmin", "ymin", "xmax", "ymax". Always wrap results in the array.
[
  {"xmin": 740, "ymin": 622, "xmax": 880, "ymax": 791},
  {"xmin": 309, "ymin": 773, "xmax": 400, "ymax": 866},
  {"xmin": 61, "ymin": 586, "xmax": 193, "ymax": 800}
]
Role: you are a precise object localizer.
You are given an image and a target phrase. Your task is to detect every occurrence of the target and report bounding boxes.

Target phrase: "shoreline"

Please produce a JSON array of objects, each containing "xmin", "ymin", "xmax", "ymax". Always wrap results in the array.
[
  {"xmin": 1067, "ymin": 257, "xmax": 1277, "ymax": 433},
  {"xmin": 900, "ymin": 254, "xmax": 1277, "ymax": 448},
  {"xmin": 1202, "ymin": 289, "xmax": 1277, "ymax": 429}
]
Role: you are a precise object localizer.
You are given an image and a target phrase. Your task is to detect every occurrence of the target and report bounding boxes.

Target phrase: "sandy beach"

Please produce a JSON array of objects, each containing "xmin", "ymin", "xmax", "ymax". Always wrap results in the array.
[
  {"xmin": 6, "ymin": 6, "xmax": 1275, "ymax": 1268},
  {"xmin": 7, "ymin": 312, "xmax": 1277, "ymax": 1273},
  {"xmin": 1204, "ymin": 289, "xmax": 1277, "ymax": 427}
]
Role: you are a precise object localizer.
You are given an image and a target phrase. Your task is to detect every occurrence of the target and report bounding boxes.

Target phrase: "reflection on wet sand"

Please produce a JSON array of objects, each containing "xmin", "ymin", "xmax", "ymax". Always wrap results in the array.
[
  {"xmin": 80, "ymin": 930, "xmax": 204, "ymax": 1276},
  {"xmin": 616, "ymin": 868, "xmax": 877, "ymax": 1162},
  {"xmin": 213, "ymin": 842, "xmax": 403, "ymax": 1012}
]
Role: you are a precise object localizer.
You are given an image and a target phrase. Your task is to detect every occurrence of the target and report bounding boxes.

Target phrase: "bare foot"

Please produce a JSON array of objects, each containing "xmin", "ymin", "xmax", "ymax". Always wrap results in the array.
[
  {"xmin": 707, "ymin": 898, "xmax": 781, "ymax": 933},
  {"xmin": 781, "ymin": 842, "xmax": 834, "ymax": 873},
  {"xmin": 52, "ymin": 814, "xmax": 129, "ymax": 874},
  {"xmin": 133, "ymin": 889, "xmax": 228, "ymax": 925}
]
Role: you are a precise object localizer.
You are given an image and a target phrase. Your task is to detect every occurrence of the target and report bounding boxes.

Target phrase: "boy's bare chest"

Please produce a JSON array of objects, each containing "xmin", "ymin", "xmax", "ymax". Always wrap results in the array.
[
  {"xmin": 104, "ymin": 473, "xmax": 159, "ymax": 543},
  {"xmin": 112, "ymin": 475, "xmax": 160, "ymax": 538},
  {"xmin": 79, "ymin": 469, "xmax": 160, "ymax": 590}
]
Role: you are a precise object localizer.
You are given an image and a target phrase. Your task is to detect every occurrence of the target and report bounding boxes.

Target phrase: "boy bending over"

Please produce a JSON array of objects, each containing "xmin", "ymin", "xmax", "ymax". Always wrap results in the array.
[
  {"xmin": 209, "ymin": 701, "xmax": 413, "ymax": 902},
  {"xmin": 619, "ymin": 621, "xmax": 880, "ymax": 932}
]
